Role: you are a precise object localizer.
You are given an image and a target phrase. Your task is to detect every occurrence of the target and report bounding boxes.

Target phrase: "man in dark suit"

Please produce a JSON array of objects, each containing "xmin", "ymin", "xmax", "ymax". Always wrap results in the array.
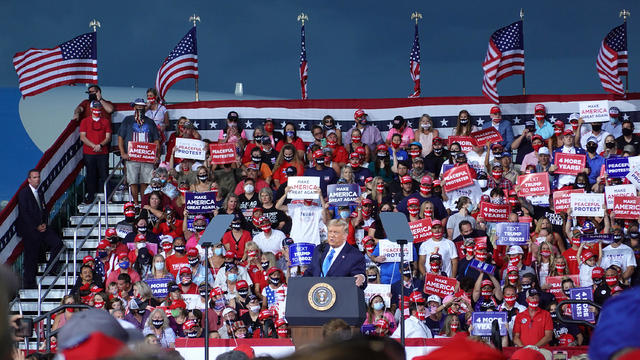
[
  {"xmin": 303, "ymin": 219, "xmax": 366, "ymax": 287},
  {"xmin": 16, "ymin": 169, "xmax": 63, "ymax": 288}
]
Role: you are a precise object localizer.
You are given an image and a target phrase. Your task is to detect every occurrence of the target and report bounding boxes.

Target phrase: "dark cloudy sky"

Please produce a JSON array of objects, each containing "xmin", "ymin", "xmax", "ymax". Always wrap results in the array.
[{"xmin": 1, "ymin": 0, "xmax": 637, "ymax": 99}]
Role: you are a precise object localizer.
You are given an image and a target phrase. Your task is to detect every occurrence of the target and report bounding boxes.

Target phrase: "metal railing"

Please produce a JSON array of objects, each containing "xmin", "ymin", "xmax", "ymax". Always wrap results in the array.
[
  {"xmin": 103, "ymin": 158, "xmax": 125, "ymax": 228},
  {"xmin": 33, "ymin": 304, "xmax": 92, "ymax": 352}
]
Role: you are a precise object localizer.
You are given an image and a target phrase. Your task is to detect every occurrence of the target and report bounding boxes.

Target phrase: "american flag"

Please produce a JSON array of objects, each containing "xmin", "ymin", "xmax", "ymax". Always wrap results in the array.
[
  {"xmin": 155, "ymin": 27, "xmax": 198, "ymax": 100},
  {"xmin": 596, "ymin": 23, "xmax": 628, "ymax": 96},
  {"xmin": 13, "ymin": 32, "xmax": 97, "ymax": 98},
  {"xmin": 482, "ymin": 20, "xmax": 524, "ymax": 104},
  {"xmin": 409, "ymin": 23, "xmax": 421, "ymax": 98},
  {"xmin": 299, "ymin": 24, "xmax": 309, "ymax": 100}
]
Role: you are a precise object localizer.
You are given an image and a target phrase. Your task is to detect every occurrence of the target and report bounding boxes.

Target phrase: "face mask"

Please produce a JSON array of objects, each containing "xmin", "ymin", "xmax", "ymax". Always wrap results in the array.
[
  {"xmin": 532, "ymin": 144, "xmax": 543, "ymax": 152},
  {"xmin": 416, "ymin": 311, "xmax": 426, "ymax": 321},
  {"xmin": 478, "ymin": 179, "xmax": 488, "ymax": 188},
  {"xmin": 210, "ymin": 248, "xmax": 223, "ymax": 257},
  {"xmin": 606, "ymin": 276, "xmax": 618, "ymax": 286},
  {"xmin": 460, "ymin": 118, "xmax": 469, "ymax": 125},
  {"xmin": 352, "ymin": 135, "xmax": 361, "ymax": 143},
  {"xmin": 367, "ymin": 275, "xmax": 377, "ymax": 282},
  {"xmin": 187, "ymin": 332, "xmax": 198, "ymax": 338},
  {"xmin": 174, "ymin": 246, "xmax": 185, "ymax": 254},
  {"xmin": 303, "ymin": 199, "xmax": 314, "ymax": 206},
  {"xmin": 231, "ymin": 223, "xmax": 241, "ymax": 230},
  {"xmin": 556, "ymin": 263, "xmax": 566, "ymax": 272},
  {"xmin": 623, "ymin": 128, "xmax": 633, "ymax": 137},
  {"xmin": 372, "ymin": 302, "xmax": 384, "ymax": 311},
  {"xmin": 421, "ymin": 123, "xmax": 432, "ymax": 130},
  {"xmin": 571, "ymin": 238, "xmax": 581, "ymax": 247},
  {"xmin": 152, "ymin": 320, "xmax": 164, "ymax": 329},
  {"xmin": 408, "ymin": 208, "xmax": 419, "ymax": 217},
  {"xmin": 409, "ymin": 149, "xmax": 420, "ymax": 157},
  {"xmin": 227, "ymin": 273, "xmax": 238, "ymax": 283},
  {"xmin": 391, "ymin": 143, "xmax": 401, "ymax": 149},
  {"xmin": 189, "ymin": 258, "xmax": 199, "ymax": 266},
  {"xmin": 194, "ymin": 224, "xmax": 206, "ymax": 232},
  {"xmin": 97, "ymin": 251, "xmax": 107, "ymax": 258},
  {"xmin": 171, "ymin": 309, "xmax": 181, "ymax": 318},
  {"xmin": 277, "ymin": 329, "xmax": 289, "ymax": 337},
  {"xmin": 339, "ymin": 211, "xmax": 350, "ymax": 219},
  {"xmin": 535, "ymin": 114, "xmax": 545, "ymax": 121},
  {"xmin": 181, "ymin": 276, "xmax": 192, "ymax": 285},
  {"xmin": 250, "ymin": 305, "xmax": 261, "ymax": 313},
  {"xmin": 137, "ymin": 308, "xmax": 147, "ymax": 315},
  {"xmin": 283, "ymin": 154, "xmax": 294, "ymax": 162},
  {"xmin": 508, "ymin": 273, "xmax": 519, "ymax": 283},
  {"xmin": 592, "ymin": 124, "xmax": 602, "ymax": 132},
  {"xmin": 450, "ymin": 323, "xmax": 459, "ymax": 331},
  {"xmin": 433, "ymin": 232, "xmax": 443, "ymax": 240},
  {"xmin": 119, "ymin": 261, "xmax": 129, "ymax": 270},
  {"xmin": 154, "ymin": 262, "xmax": 165, "ymax": 271},
  {"xmin": 521, "ymin": 283, "xmax": 532, "ymax": 291},
  {"xmin": 492, "ymin": 171, "xmax": 502, "ymax": 180},
  {"xmin": 475, "ymin": 253, "xmax": 487, "ymax": 262},
  {"xmin": 350, "ymin": 161, "xmax": 360, "ymax": 169},
  {"xmin": 261, "ymin": 224, "xmax": 272, "ymax": 232},
  {"xmin": 504, "ymin": 295, "xmax": 517, "ymax": 307},
  {"xmin": 433, "ymin": 148, "xmax": 443, "ymax": 156},
  {"xmin": 605, "ymin": 142, "xmax": 616, "ymax": 149},
  {"xmin": 587, "ymin": 145, "xmax": 598, "ymax": 153},
  {"xmin": 286, "ymin": 131, "xmax": 295, "ymax": 137},
  {"xmin": 376, "ymin": 183, "xmax": 384, "ymax": 192},
  {"xmin": 614, "ymin": 234, "xmax": 623, "ymax": 243},
  {"xmin": 244, "ymin": 184, "xmax": 255, "ymax": 193},
  {"xmin": 593, "ymin": 278, "xmax": 603, "ymax": 286},
  {"xmin": 575, "ymin": 183, "xmax": 586, "ymax": 189},
  {"xmin": 527, "ymin": 299, "xmax": 539, "ymax": 308},
  {"xmin": 554, "ymin": 128, "xmax": 563, "ymax": 136},
  {"xmin": 481, "ymin": 290, "xmax": 492, "ymax": 298},
  {"xmin": 550, "ymin": 312, "xmax": 558, "ymax": 320},
  {"xmin": 238, "ymin": 289, "xmax": 248, "ymax": 297},
  {"xmin": 261, "ymin": 262, "xmax": 270, "ymax": 270},
  {"xmin": 198, "ymin": 175, "xmax": 208, "ymax": 182},
  {"xmin": 430, "ymin": 264, "xmax": 440, "ymax": 273},
  {"xmin": 269, "ymin": 277, "xmax": 280, "ymax": 286},
  {"xmin": 540, "ymin": 250, "xmax": 551, "ymax": 258},
  {"xmin": 136, "ymin": 242, "xmax": 146, "ymax": 250}
]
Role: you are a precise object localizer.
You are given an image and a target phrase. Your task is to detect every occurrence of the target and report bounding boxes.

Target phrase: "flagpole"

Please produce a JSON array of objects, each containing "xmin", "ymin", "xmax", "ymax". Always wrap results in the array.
[
  {"xmin": 190, "ymin": 14, "xmax": 201, "ymax": 101},
  {"xmin": 410, "ymin": 12, "xmax": 422, "ymax": 99},
  {"xmin": 520, "ymin": 8, "xmax": 526, "ymax": 96},
  {"xmin": 620, "ymin": 9, "xmax": 631, "ymax": 95},
  {"xmin": 297, "ymin": 12, "xmax": 309, "ymax": 100}
]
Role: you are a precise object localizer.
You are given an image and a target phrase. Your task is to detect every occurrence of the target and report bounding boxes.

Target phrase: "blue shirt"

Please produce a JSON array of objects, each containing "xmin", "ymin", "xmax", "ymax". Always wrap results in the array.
[
  {"xmin": 535, "ymin": 120, "xmax": 554, "ymax": 140},
  {"xmin": 304, "ymin": 166, "xmax": 338, "ymax": 197},
  {"xmin": 372, "ymin": 244, "xmax": 417, "ymax": 284},
  {"xmin": 586, "ymin": 153, "xmax": 605, "ymax": 184}
]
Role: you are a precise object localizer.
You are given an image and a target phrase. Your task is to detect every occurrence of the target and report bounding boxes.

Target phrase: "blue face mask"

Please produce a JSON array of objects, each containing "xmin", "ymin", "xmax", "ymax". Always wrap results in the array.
[
  {"xmin": 372, "ymin": 302, "xmax": 384, "ymax": 311},
  {"xmin": 97, "ymin": 251, "xmax": 107, "ymax": 259},
  {"xmin": 228, "ymin": 273, "xmax": 238, "ymax": 283},
  {"xmin": 610, "ymin": 117, "xmax": 618, "ymax": 124},
  {"xmin": 286, "ymin": 131, "xmax": 295, "ymax": 137},
  {"xmin": 119, "ymin": 261, "xmax": 129, "ymax": 270},
  {"xmin": 214, "ymin": 248, "xmax": 224, "ymax": 256},
  {"xmin": 339, "ymin": 211, "xmax": 350, "ymax": 219}
]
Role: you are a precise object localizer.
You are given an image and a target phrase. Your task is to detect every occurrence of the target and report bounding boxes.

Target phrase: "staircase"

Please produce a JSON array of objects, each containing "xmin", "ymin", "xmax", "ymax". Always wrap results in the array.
[{"xmin": 12, "ymin": 161, "xmax": 128, "ymax": 350}]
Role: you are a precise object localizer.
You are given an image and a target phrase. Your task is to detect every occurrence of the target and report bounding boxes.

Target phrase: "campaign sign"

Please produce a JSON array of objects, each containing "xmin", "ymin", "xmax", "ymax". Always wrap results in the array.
[
  {"xmin": 327, "ymin": 184, "xmax": 361, "ymax": 206},
  {"xmin": 287, "ymin": 176, "xmax": 320, "ymax": 199},
  {"xmin": 185, "ymin": 191, "xmax": 217, "ymax": 213},
  {"xmin": 126, "ymin": 243, "xmax": 158, "ymax": 255},
  {"xmin": 613, "ymin": 196, "xmax": 640, "ymax": 219},
  {"xmin": 546, "ymin": 275, "xmax": 580, "ymax": 300},
  {"xmin": 479, "ymin": 202, "xmax": 510, "ymax": 223},
  {"xmin": 570, "ymin": 287, "xmax": 595, "ymax": 321},
  {"xmin": 496, "ymin": 222, "xmax": 530, "ymax": 246},
  {"xmin": 289, "ymin": 243, "xmax": 315, "ymax": 267},
  {"xmin": 552, "ymin": 189, "xmax": 584, "ymax": 213},
  {"xmin": 579, "ymin": 100, "xmax": 610, "ymax": 123},
  {"xmin": 116, "ymin": 223, "xmax": 133, "ymax": 239},
  {"xmin": 409, "ymin": 218, "xmax": 432, "ymax": 244},
  {"xmin": 128, "ymin": 142, "xmax": 157, "ymax": 163},
  {"xmin": 605, "ymin": 157, "xmax": 630, "ymax": 178},
  {"xmin": 209, "ymin": 143, "xmax": 236, "ymax": 164},
  {"xmin": 442, "ymin": 164, "xmax": 454, "ymax": 175},
  {"xmin": 469, "ymin": 259, "xmax": 496, "ymax": 275},
  {"xmin": 471, "ymin": 312, "xmax": 507, "ymax": 336},
  {"xmin": 470, "ymin": 127, "xmax": 503, "ymax": 146},
  {"xmin": 443, "ymin": 182, "xmax": 483, "ymax": 212},
  {"xmin": 447, "ymin": 136, "xmax": 474, "ymax": 153},
  {"xmin": 442, "ymin": 164, "xmax": 474, "ymax": 192},
  {"xmin": 605, "ymin": 184, "xmax": 636, "ymax": 209},
  {"xmin": 174, "ymin": 138, "xmax": 207, "ymax": 161},
  {"xmin": 580, "ymin": 234, "xmax": 613, "ymax": 244},
  {"xmin": 424, "ymin": 273, "xmax": 457, "ymax": 298},
  {"xmin": 517, "ymin": 173, "xmax": 550, "ymax": 197},
  {"xmin": 554, "ymin": 153, "xmax": 586, "ymax": 175},
  {"xmin": 364, "ymin": 284, "xmax": 392, "ymax": 308},
  {"xmin": 378, "ymin": 239, "xmax": 414, "ymax": 262},
  {"xmin": 145, "ymin": 278, "xmax": 170, "ymax": 299},
  {"xmin": 570, "ymin": 193, "xmax": 605, "ymax": 217},
  {"xmin": 626, "ymin": 165, "xmax": 640, "ymax": 190}
]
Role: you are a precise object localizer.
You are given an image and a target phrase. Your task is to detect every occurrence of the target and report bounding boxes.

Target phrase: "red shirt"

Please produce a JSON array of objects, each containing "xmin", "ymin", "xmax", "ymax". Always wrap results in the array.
[
  {"xmin": 276, "ymin": 137, "xmax": 305, "ymax": 152},
  {"xmin": 165, "ymin": 254, "xmax": 189, "ymax": 277},
  {"xmin": 328, "ymin": 145, "xmax": 348, "ymax": 163},
  {"xmin": 77, "ymin": 99, "xmax": 113, "ymax": 121},
  {"xmin": 158, "ymin": 220, "xmax": 184, "ymax": 239},
  {"xmin": 79, "ymin": 116, "xmax": 111, "ymax": 155},
  {"xmin": 562, "ymin": 248, "xmax": 579, "ymax": 275},
  {"xmin": 513, "ymin": 308, "xmax": 553, "ymax": 346},
  {"xmin": 222, "ymin": 230, "xmax": 252, "ymax": 259},
  {"xmin": 179, "ymin": 282, "xmax": 198, "ymax": 294},
  {"xmin": 273, "ymin": 162, "xmax": 305, "ymax": 186},
  {"xmin": 248, "ymin": 265, "xmax": 268, "ymax": 291}
]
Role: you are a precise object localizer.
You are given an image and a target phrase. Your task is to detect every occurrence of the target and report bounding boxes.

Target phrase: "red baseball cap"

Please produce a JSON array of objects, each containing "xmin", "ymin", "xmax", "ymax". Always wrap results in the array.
[
  {"xmin": 409, "ymin": 291, "xmax": 425, "ymax": 303},
  {"xmin": 313, "ymin": 150, "xmax": 324, "ymax": 159},
  {"xmin": 117, "ymin": 252, "xmax": 128, "ymax": 260},
  {"xmin": 267, "ymin": 267, "xmax": 281, "ymax": 277},
  {"xmin": 90, "ymin": 285, "xmax": 103, "ymax": 293},
  {"xmin": 534, "ymin": 104, "xmax": 546, "ymax": 113},
  {"xmin": 490, "ymin": 106, "xmax": 501, "ymax": 114},
  {"xmin": 259, "ymin": 309, "xmax": 273, "ymax": 320},
  {"xmin": 433, "ymin": 179, "xmax": 441, "ymax": 186},
  {"xmin": 83, "ymin": 256, "xmax": 94, "ymax": 264},
  {"xmin": 361, "ymin": 236, "xmax": 374, "ymax": 245},
  {"xmin": 362, "ymin": 198, "xmax": 373, "ymax": 205},
  {"xmin": 592, "ymin": 266, "xmax": 605, "ymax": 279},
  {"xmin": 481, "ymin": 279, "xmax": 494, "ymax": 288},
  {"xmin": 247, "ymin": 163, "xmax": 259, "ymax": 170},
  {"xmin": 179, "ymin": 266, "xmax": 192, "ymax": 275},
  {"xmin": 182, "ymin": 319, "xmax": 197, "ymax": 331},
  {"xmin": 349, "ymin": 152, "xmax": 360, "ymax": 159},
  {"xmin": 364, "ymin": 177, "xmax": 374, "ymax": 184},
  {"xmin": 169, "ymin": 299, "xmax": 187, "ymax": 309},
  {"xmin": 400, "ymin": 175, "xmax": 413, "ymax": 184},
  {"xmin": 376, "ymin": 144, "xmax": 388, "ymax": 152},
  {"xmin": 581, "ymin": 251, "xmax": 596, "ymax": 262},
  {"xmin": 421, "ymin": 175, "xmax": 433, "ymax": 185},
  {"xmin": 408, "ymin": 198, "xmax": 420, "ymax": 206},
  {"xmin": 275, "ymin": 318, "xmax": 288, "ymax": 328},
  {"xmin": 563, "ymin": 129, "xmax": 574, "ymax": 136},
  {"xmin": 236, "ymin": 280, "xmax": 249, "ymax": 289},
  {"xmin": 105, "ymin": 228, "xmax": 117, "ymax": 238},
  {"xmin": 374, "ymin": 318, "xmax": 389, "ymax": 329},
  {"xmin": 354, "ymin": 109, "xmax": 366, "ymax": 119},
  {"xmin": 355, "ymin": 146, "xmax": 366, "ymax": 155},
  {"xmin": 224, "ymin": 251, "xmax": 235, "ymax": 259},
  {"xmin": 432, "ymin": 136, "xmax": 443, "ymax": 145},
  {"xmin": 531, "ymin": 134, "xmax": 543, "ymax": 142},
  {"xmin": 97, "ymin": 239, "xmax": 110, "ymax": 250},
  {"xmin": 187, "ymin": 248, "xmax": 199, "ymax": 257},
  {"xmin": 554, "ymin": 120, "xmax": 565, "ymax": 128},
  {"xmin": 210, "ymin": 287, "xmax": 224, "ymax": 298},
  {"xmin": 507, "ymin": 265, "xmax": 519, "ymax": 273},
  {"xmin": 431, "ymin": 219, "xmax": 443, "ymax": 227}
]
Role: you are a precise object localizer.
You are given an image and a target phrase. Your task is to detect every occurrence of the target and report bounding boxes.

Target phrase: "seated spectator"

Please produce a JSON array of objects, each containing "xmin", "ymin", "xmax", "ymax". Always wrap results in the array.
[{"xmin": 143, "ymin": 308, "xmax": 176, "ymax": 348}]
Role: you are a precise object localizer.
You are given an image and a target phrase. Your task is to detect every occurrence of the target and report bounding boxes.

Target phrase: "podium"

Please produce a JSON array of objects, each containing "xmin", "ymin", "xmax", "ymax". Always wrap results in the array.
[{"xmin": 285, "ymin": 277, "xmax": 366, "ymax": 346}]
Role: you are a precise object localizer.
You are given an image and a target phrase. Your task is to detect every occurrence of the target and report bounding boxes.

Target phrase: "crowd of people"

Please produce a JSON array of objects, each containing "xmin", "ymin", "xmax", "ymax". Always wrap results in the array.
[{"xmin": 19, "ymin": 84, "xmax": 640, "ymax": 355}]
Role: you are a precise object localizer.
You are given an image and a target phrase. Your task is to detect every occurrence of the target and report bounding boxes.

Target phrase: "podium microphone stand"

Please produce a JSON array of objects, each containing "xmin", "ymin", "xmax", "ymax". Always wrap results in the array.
[{"xmin": 397, "ymin": 239, "xmax": 408, "ymax": 346}]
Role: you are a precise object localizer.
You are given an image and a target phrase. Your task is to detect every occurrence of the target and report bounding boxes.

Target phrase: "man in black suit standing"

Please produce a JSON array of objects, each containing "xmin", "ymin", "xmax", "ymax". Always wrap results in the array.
[
  {"xmin": 16, "ymin": 169, "xmax": 63, "ymax": 288},
  {"xmin": 303, "ymin": 219, "xmax": 366, "ymax": 287}
]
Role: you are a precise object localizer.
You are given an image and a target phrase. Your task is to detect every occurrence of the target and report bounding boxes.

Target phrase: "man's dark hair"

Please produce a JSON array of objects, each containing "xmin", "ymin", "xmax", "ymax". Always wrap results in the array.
[
  {"xmin": 117, "ymin": 273, "xmax": 131, "ymax": 284},
  {"xmin": 80, "ymin": 264, "xmax": 93, "ymax": 273},
  {"xmin": 27, "ymin": 168, "xmax": 39, "ymax": 177},
  {"xmin": 322, "ymin": 318, "xmax": 351, "ymax": 340},
  {"xmin": 522, "ymin": 273, "xmax": 537, "ymax": 287},
  {"xmin": 88, "ymin": 84, "xmax": 101, "ymax": 92},
  {"xmin": 311, "ymin": 125, "xmax": 323, "ymax": 134},
  {"xmin": 460, "ymin": 277, "xmax": 475, "ymax": 292},
  {"xmin": 458, "ymin": 220, "xmax": 472, "ymax": 231}
]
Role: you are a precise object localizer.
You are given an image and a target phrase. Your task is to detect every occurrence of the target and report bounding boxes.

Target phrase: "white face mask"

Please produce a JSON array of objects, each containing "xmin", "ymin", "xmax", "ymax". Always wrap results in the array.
[
  {"xmin": 478, "ymin": 179, "xmax": 488, "ymax": 188},
  {"xmin": 154, "ymin": 262, "xmax": 165, "ymax": 271},
  {"xmin": 244, "ymin": 184, "xmax": 255, "ymax": 193},
  {"xmin": 249, "ymin": 305, "xmax": 261, "ymax": 313}
]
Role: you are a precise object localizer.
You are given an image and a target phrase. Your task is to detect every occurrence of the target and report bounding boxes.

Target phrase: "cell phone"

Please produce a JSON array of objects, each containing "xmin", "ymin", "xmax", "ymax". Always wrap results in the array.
[
  {"xmin": 88, "ymin": 93, "xmax": 97, "ymax": 101},
  {"xmin": 552, "ymin": 350, "xmax": 568, "ymax": 360},
  {"xmin": 15, "ymin": 317, "xmax": 33, "ymax": 338}
]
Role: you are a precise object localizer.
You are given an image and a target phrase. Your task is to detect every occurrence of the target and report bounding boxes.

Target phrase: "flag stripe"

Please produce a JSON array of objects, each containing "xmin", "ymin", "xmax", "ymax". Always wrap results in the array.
[
  {"xmin": 482, "ymin": 21, "xmax": 524, "ymax": 104},
  {"xmin": 155, "ymin": 27, "xmax": 198, "ymax": 100},
  {"xmin": 596, "ymin": 23, "xmax": 627, "ymax": 96}
]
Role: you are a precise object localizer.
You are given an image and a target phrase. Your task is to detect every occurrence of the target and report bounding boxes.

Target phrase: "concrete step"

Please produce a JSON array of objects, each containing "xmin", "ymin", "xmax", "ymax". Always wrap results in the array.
[
  {"xmin": 77, "ymin": 203, "xmax": 128, "ymax": 215},
  {"xmin": 69, "ymin": 215, "xmax": 124, "ymax": 226},
  {"xmin": 19, "ymin": 288, "xmax": 68, "ymax": 300},
  {"xmin": 63, "ymin": 238, "xmax": 100, "ymax": 249},
  {"xmin": 62, "ymin": 227, "xmax": 103, "ymax": 238},
  {"xmin": 11, "ymin": 301, "xmax": 58, "ymax": 313}
]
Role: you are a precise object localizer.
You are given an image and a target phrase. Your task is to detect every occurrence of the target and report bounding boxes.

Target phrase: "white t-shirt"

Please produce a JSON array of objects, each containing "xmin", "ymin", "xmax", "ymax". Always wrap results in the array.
[
  {"xmin": 465, "ymin": 150, "xmax": 487, "ymax": 174},
  {"xmin": 419, "ymin": 238, "xmax": 458, "ymax": 277},
  {"xmin": 579, "ymin": 263, "xmax": 594, "ymax": 287},
  {"xmin": 288, "ymin": 204, "xmax": 324, "ymax": 245},
  {"xmin": 391, "ymin": 316, "xmax": 432, "ymax": 338},
  {"xmin": 252, "ymin": 229, "xmax": 287, "ymax": 254},
  {"xmin": 600, "ymin": 244, "xmax": 637, "ymax": 272},
  {"xmin": 146, "ymin": 105, "xmax": 167, "ymax": 128}
]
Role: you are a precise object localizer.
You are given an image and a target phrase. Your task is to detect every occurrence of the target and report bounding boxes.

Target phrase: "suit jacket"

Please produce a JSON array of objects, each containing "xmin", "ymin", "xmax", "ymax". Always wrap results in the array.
[
  {"xmin": 16, "ymin": 185, "xmax": 47, "ymax": 237},
  {"xmin": 304, "ymin": 242, "xmax": 365, "ymax": 278},
  {"xmin": 482, "ymin": 120, "xmax": 515, "ymax": 151}
]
